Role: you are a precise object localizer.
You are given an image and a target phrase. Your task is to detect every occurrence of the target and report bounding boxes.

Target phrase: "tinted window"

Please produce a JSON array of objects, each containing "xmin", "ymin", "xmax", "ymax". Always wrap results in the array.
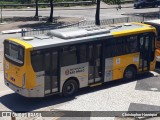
[
  {"xmin": 105, "ymin": 39, "xmax": 115, "ymax": 58},
  {"xmin": 105, "ymin": 35, "xmax": 139, "ymax": 58},
  {"xmin": 52, "ymin": 52, "xmax": 58, "ymax": 75},
  {"xmin": 31, "ymin": 51, "xmax": 44, "ymax": 72},
  {"xmin": 60, "ymin": 44, "xmax": 87, "ymax": 67},
  {"xmin": 126, "ymin": 36, "xmax": 139, "ymax": 53},
  {"xmin": 61, "ymin": 46, "xmax": 78, "ymax": 67},
  {"xmin": 95, "ymin": 44, "xmax": 102, "ymax": 59},
  {"xmin": 78, "ymin": 45, "xmax": 87, "ymax": 63},
  {"xmin": 44, "ymin": 53, "xmax": 50, "ymax": 71},
  {"xmin": 4, "ymin": 40, "xmax": 24, "ymax": 66},
  {"xmin": 114, "ymin": 37, "xmax": 126, "ymax": 56}
]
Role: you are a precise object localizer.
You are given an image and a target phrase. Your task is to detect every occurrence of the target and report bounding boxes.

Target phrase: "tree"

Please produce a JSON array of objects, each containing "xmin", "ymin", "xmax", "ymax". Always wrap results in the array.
[
  {"xmin": 34, "ymin": 0, "xmax": 39, "ymax": 18},
  {"xmin": 102, "ymin": 0, "xmax": 121, "ymax": 4},
  {"xmin": 95, "ymin": 0, "xmax": 121, "ymax": 25},
  {"xmin": 48, "ymin": 0, "xmax": 54, "ymax": 22},
  {"xmin": 95, "ymin": 0, "xmax": 100, "ymax": 25}
]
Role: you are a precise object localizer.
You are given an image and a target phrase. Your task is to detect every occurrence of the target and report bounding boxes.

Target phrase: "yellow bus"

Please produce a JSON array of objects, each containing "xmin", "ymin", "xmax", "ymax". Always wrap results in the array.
[{"xmin": 3, "ymin": 22, "xmax": 157, "ymax": 97}]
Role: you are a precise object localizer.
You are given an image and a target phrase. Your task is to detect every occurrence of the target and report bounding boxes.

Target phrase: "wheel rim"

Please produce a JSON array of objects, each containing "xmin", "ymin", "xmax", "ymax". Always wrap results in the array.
[
  {"xmin": 66, "ymin": 83, "xmax": 75, "ymax": 94},
  {"xmin": 125, "ymin": 70, "xmax": 133, "ymax": 79}
]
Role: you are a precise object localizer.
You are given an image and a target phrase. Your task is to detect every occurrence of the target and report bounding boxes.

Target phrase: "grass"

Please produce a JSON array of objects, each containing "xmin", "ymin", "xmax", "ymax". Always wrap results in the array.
[{"xmin": 0, "ymin": 2, "xmax": 20, "ymax": 4}]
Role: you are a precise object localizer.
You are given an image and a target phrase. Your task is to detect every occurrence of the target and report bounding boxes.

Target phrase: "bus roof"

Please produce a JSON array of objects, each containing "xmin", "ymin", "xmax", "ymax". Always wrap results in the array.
[
  {"xmin": 7, "ymin": 22, "xmax": 155, "ymax": 50},
  {"xmin": 144, "ymin": 19, "xmax": 160, "ymax": 25}
]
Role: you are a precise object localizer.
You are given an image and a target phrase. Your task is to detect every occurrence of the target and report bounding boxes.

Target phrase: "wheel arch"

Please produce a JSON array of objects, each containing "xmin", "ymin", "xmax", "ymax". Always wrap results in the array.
[
  {"xmin": 61, "ymin": 77, "xmax": 80, "ymax": 97},
  {"xmin": 62, "ymin": 77, "xmax": 80, "ymax": 90},
  {"xmin": 125, "ymin": 64, "xmax": 138, "ymax": 73},
  {"xmin": 123, "ymin": 64, "xmax": 138, "ymax": 81}
]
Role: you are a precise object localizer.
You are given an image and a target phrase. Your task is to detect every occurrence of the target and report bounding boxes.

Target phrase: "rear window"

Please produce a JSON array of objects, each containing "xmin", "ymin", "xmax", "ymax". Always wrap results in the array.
[{"xmin": 4, "ymin": 40, "xmax": 24, "ymax": 66}]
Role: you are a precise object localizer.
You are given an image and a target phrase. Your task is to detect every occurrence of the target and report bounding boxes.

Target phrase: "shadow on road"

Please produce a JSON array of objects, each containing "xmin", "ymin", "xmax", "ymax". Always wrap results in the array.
[
  {"xmin": 0, "ymin": 93, "xmax": 75, "ymax": 112},
  {"xmin": 3, "ymin": 16, "xmax": 81, "ymax": 30},
  {"xmin": 0, "ymin": 71, "xmax": 155, "ymax": 113}
]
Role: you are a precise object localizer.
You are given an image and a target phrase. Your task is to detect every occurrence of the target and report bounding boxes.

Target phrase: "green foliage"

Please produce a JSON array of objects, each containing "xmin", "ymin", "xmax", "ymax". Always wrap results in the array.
[
  {"xmin": 0, "ymin": 0, "xmax": 96, "ymax": 8},
  {"xmin": 0, "ymin": 0, "xmax": 81, "ymax": 4},
  {"xmin": 102, "ymin": 0, "xmax": 122, "ymax": 4},
  {"xmin": 0, "ymin": 1, "xmax": 20, "ymax": 4},
  {"xmin": 0, "ymin": 0, "xmax": 97, "ymax": 4}
]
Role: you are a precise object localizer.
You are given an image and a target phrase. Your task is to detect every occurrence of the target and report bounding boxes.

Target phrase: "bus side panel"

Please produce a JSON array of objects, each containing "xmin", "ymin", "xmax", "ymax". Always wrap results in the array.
[
  {"xmin": 112, "ymin": 53, "xmax": 140, "ymax": 80},
  {"xmin": 104, "ymin": 58, "xmax": 113, "ymax": 82},
  {"xmin": 60, "ymin": 62, "xmax": 89, "ymax": 92},
  {"xmin": 25, "ymin": 50, "xmax": 45, "ymax": 97},
  {"xmin": 25, "ymin": 49, "xmax": 36, "ymax": 89}
]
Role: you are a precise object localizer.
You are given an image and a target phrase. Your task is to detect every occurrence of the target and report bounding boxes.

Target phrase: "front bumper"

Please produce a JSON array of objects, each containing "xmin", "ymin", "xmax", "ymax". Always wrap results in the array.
[{"xmin": 4, "ymin": 78, "xmax": 44, "ymax": 97}]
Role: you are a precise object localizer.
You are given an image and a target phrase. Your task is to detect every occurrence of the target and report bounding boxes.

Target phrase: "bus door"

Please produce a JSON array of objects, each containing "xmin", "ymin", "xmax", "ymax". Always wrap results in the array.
[
  {"xmin": 88, "ymin": 43, "xmax": 103, "ymax": 84},
  {"xmin": 44, "ymin": 51, "xmax": 59, "ymax": 95},
  {"xmin": 139, "ymin": 33, "xmax": 152, "ymax": 72}
]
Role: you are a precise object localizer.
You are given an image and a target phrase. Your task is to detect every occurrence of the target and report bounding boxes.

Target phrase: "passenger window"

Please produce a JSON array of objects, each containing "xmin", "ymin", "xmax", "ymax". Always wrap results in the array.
[
  {"xmin": 89, "ymin": 46, "xmax": 93, "ymax": 61},
  {"xmin": 44, "ymin": 53, "xmax": 50, "ymax": 71},
  {"xmin": 31, "ymin": 51, "xmax": 44, "ymax": 72},
  {"xmin": 145, "ymin": 36, "xmax": 149, "ymax": 51},
  {"xmin": 126, "ymin": 36, "xmax": 138, "ymax": 53},
  {"xmin": 105, "ymin": 39, "xmax": 115, "ymax": 58},
  {"xmin": 52, "ymin": 52, "xmax": 58, "ymax": 75},
  {"xmin": 105, "ymin": 36, "xmax": 139, "ymax": 58},
  {"xmin": 61, "ymin": 46, "xmax": 77, "ymax": 67},
  {"xmin": 114, "ymin": 37, "xmax": 126, "ymax": 56},
  {"xmin": 95, "ymin": 44, "xmax": 102, "ymax": 59},
  {"xmin": 78, "ymin": 45, "xmax": 87, "ymax": 63}
]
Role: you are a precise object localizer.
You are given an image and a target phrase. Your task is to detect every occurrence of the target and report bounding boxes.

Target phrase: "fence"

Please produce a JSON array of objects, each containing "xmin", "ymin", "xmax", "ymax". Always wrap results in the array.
[{"xmin": 21, "ymin": 15, "xmax": 159, "ymax": 37}]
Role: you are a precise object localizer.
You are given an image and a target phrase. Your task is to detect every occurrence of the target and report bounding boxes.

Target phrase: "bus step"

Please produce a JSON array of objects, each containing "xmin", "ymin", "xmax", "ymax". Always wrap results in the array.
[{"xmin": 89, "ymin": 83, "xmax": 102, "ymax": 87}]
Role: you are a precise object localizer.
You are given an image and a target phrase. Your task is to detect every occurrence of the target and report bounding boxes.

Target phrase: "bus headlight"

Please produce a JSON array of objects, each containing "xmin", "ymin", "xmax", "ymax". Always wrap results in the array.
[{"xmin": 22, "ymin": 73, "xmax": 26, "ymax": 88}]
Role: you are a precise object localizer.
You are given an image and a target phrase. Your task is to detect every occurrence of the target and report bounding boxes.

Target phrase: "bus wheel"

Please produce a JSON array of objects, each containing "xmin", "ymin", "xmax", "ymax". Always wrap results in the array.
[
  {"xmin": 62, "ymin": 79, "xmax": 78, "ymax": 97},
  {"xmin": 123, "ymin": 66, "xmax": 136, "ymax": 81}
]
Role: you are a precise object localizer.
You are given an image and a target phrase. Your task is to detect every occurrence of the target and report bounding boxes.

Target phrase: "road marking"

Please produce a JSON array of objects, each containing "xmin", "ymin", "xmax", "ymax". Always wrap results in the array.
[{"xmin": 150, "ymin": 88, "xmax": 159, "ymax": 91}]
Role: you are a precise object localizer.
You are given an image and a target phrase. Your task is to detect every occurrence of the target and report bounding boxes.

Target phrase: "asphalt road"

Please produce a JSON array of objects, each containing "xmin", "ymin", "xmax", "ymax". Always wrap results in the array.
[
  {"xmin": 1, "ymin": 3, "xmax": 160, "ymax": 20},
  {"xmin": 1, "ymin": 3, "xmax": 160, "ymax": 120}
]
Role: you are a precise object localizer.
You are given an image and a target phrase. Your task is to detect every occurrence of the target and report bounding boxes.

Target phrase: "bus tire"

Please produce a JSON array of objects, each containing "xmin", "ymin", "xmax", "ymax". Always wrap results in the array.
[
  {"xmin": 123, "ymin": 66, "xmax": 137, "ymax": 81},
  {"xmin": 62, "ymin": 79, "xmax": 78, "ymax": 97}
]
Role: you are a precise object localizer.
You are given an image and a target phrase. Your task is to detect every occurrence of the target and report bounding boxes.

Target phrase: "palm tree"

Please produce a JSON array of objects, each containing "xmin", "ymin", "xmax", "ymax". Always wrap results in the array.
[
  {"xmin": 95, "ymin": 0, "xmax": 121, "ymax": 25},
  {"xmin": 48, "ymin": 0, "xmax": 54, "ymax": 22},
  {"xmin": 34, "ymin": 0, "xmax": 39, "ymax": 18},
  {"xmin": 95, "ymin": 0, "xmax": 100, "ymax": 25}
]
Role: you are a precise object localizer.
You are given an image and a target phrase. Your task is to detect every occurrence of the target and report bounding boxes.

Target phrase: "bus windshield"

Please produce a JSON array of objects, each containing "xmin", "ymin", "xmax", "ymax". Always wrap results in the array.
[{"xmin": 4, "ymin": 40, "xmax": 24, "ymax": 66}]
